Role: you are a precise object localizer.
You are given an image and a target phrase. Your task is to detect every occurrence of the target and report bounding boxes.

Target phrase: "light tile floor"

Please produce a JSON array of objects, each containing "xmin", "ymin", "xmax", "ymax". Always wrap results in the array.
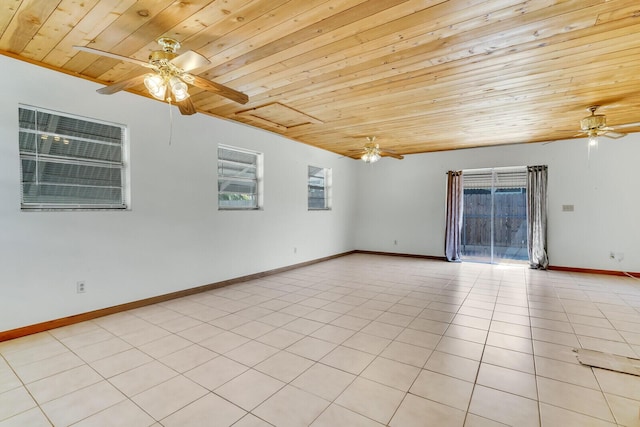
[{"xmin": 1, "ymin": 253, "xmax": 640, "ymax": 426}]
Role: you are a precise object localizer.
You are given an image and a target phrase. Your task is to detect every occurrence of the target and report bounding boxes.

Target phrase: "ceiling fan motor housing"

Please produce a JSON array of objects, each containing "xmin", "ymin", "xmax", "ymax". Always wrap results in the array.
[
  {"xmin": 148, "ymin": 50, "xmax": 177, "ymax": 63},
  {"xmin": 581, "ymin": 114, "xmax": 606, "ymax": 131}
]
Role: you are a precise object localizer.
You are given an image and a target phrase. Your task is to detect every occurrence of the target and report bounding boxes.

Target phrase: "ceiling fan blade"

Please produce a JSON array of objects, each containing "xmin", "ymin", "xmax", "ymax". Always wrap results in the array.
[
  {"xmin": 189, "ymin": 75, "xmax": 249, "ymax": 104},
  {"xmin": 170, "ymin": 50, "xmax": 210, "ymax": 72},
  {"xmin": 176, "ymin": 98, "xmax": 197, "ymax": 115},
  {"xmin": 380, "ymin": 151, "xmax": 404, "ymax": 160},
  {"xmin": 603, "ymin": 131, "xmax": 627, "ymax": 139},
  {"xmin": 73, "ymin": 45, "xmax": 152, "ymax": 68},
  {"xmin": 613, "ymin": 121, "xmax": 640, "ymax": 129},
  {"xmin": 96, "ymin": 73, "xmax": 146, "ymax": 95}
]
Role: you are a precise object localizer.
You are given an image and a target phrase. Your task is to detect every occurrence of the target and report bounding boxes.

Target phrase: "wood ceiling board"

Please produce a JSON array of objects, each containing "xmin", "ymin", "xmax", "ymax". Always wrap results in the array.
[
  {"xmin": 0, "ymin": 0, "xmax": 59, "ymax": 53},
  {"xmin": 2, "ymin": 0, "xmax": 640, "ymax": 156}
]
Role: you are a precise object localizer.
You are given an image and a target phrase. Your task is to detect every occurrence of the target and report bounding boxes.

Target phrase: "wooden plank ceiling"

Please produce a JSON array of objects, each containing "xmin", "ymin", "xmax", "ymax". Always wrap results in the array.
[{"xmin": 2, "ymin": 0, "xmax": 640, "ymax": 157}]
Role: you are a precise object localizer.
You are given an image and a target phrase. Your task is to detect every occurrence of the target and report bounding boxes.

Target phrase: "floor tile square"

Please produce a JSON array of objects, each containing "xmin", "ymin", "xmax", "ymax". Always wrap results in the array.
[
  {"xmin": 380, "ymin": 341, "xmax": 432, "ymax": 367},
  {"xmin": 161, "ymin": 392, "xmax": 246, "ymax": 427},
  {"xmin": 282, "ymin": 318, "xmax": 325, "ymax": 335},
  {"xmin": 539, "ymin": 403, "xmax": 616, "ymax": 427},
  {"xmin": 310, "ymin": 324, "xmax": 355, "ymax": 344},
  {"xmin": 330, "ymin": 315, "xmax": 372, "ymax": 330},
  {"xmin": 476, "ymin": 363, "xmax": 537, "ymax": 399},
  {"xmin": 255, "ymin": 328, "xmax": 304, "ymax": 349},
  {"xmin": 40, "ymin": 381, "xmax": 125, "ymax": 427},
  {"xmin": 184, "ymin": 356, "xmax": 248, "ymax": 390},
  {"xmin": 376, "ymin": 311, "xmax": 415, "ymax": 327},
  {"xmin": 342, "ymin": 332, "xmax": 391, "ymax": 355},
  {"xmin": 72, "ymin": 399, "xmax": 155, "ymax": 427},
  {"xmin": 158, "ymin": 344, "xmax": 217, "ymax": 373},
  {"xmin": 71, "ymin": 337, "xmax": 133, "ymax": 363},
  {"xmin": 536, "ymin": 377, "xmax": 614, "ymax": 422},
  {"xmin": 534, "ymin": 356, "xmax": 599, "ymax": 389},
  {"xmin": 481, "ymin": 345, "xmax": 535, "ymax": 374},
  {"xmin": 13, "ymin": 351, "xmax": 85, "ymax": 384},
  {"xmin": 335, "ymin": 377, "xmax": 404, "ymax": 424},
  {"xmin": 199, "ymin": 331, "xmax": 250, "ymax": 354},
  {"xmin": 292, "ymin": 362, "xmax": 355, "ymax": 401},
  {"xmin": 0, "ymin": 407, "xmax": 51, "ymax": 427},
  {"xmin": 231, "ymin": 321, "xmax": 275, "ymax": 339},
  {"xmin": 224, "ymin": 341, "xmax": 279, "ymax": 367},
  {"xmin": 26, "ymin": 364, "xmax": 102, "ymax": 404},
  {"xmin": 395, "ymin": 328, "xmax": 441, "ymax": 349},
  {"xmin": 138, "ymin": 334, "xmax": 193, "ymax": 358},
  {"xmin": 177, "ymin": 323, "xmax": 225, "ymax": 343},
  {"xmin": 132, "ymin": 375, "xmax": 207, "ymax": 420},
  {"xmin": 286, "ymin": 336, "xmax": 337, "ymax": 361},
  {"xmin": 469, "ymin": 385, "xmax": 539, "ymax": 427},
  {"xmin": 311, "ymin": 403, "xmax": 385, "ymax": 427},
  {"xmin": 389, "ymin": 393, "xmax": 466, "ymax": 427},
  {"xmin": 604, "ymin": 393, "xmax": 640, "ymax": 427},
  {"xmin": 0, "ymin": 387, "xmax": 37, "ymax": 422},
  {"xmin": 593, "ymin": 367, "xmax": 640, "ymax": 400},
  {"xmin": 486, "ymin": 331, "xmax": 532, "ymax": 354},
  {"xmin": 361, "ymin": 357, "xmax": 420, "ymax": 391},
  {"xmin": 255, "ymin": 351, "xmax": 314, "ymax": 382},
  {"xmin": 253, "ymin": 385, "xmax": 330, "ymax": 427},
  {"xmin": 320, "ymin": 345, "xmax": 375, "ymax": 375},
  {"xmin": 215, "ymin": 369, "xmax": 285, "ymax": 410},
  {"xmin": 436, "ymin": 336, "xmax": 484, "ymax": 360},
  {"xmin": 232, "ymin": 413, "xmax": 273, "ymax": 427},
  {"xmin": 109, "ymin": 360, "xmax": 178, "ymax": 397},
  {"xmin": 410, "ymin": 369, "xmax": 473, "ymax": 410},
  {"xmin": 90, "ymin": 348, "xmax": 153, "ymax": 378},
  {"xmin": 424, "ymin": 350, "xmax": 479, "ymax": 382}
]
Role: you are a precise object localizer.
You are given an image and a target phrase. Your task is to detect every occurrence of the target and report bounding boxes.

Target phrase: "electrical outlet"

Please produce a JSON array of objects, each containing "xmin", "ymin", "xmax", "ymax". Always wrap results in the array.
[
  {"xmin": 394, "ymin": 240, "xmax": 398, "ymax": 245},
  {"xmin": 76, "ymin": 281, "xmax": 86, "ymax": 293},
  {"xmin": 294, "ymin": 247, "xmax": 297, "ymax": 254}
]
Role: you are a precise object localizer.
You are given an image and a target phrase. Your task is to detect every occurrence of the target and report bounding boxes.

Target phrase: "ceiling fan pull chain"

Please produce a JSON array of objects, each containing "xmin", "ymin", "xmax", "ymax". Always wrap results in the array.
[{"xmin": 168, "ymin": 97, "xmax": 173, "ymax": 146}]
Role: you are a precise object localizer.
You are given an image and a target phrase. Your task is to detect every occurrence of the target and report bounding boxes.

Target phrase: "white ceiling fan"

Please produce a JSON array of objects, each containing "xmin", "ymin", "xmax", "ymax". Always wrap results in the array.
[
  {"xmin": 575, "ymin": 105, "xmax": 640, "ymax": 147},
  {"xmin": 345, "ymin": 137, "xmax": 404, "ymax": 163},
  {"xmin": 74, "ymin": 37, "xmax": 248, "ymax": 115}
]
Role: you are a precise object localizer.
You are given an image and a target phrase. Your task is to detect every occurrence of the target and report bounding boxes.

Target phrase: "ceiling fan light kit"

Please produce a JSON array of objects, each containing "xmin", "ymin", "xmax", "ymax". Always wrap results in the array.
[
  {"xmin": 361, "ymin": 137, "xmax": 382, "ymax": 163},
  {"xmin": 73, "ymin": 37, "xmax": 248, "ymax": 115}
]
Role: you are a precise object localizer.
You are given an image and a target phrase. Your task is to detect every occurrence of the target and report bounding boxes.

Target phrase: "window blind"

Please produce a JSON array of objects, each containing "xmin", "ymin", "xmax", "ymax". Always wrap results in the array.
[
  {"xmin": 18, "ymin": 106, "xmax": 126, "ymax": 209},
  {"xmin": 218, "ymin": 145, "xmax": 260, "ymax": 209},
  {"xmin": 308, "ymin": 166, "xmax": 329, "ymax": 210}
]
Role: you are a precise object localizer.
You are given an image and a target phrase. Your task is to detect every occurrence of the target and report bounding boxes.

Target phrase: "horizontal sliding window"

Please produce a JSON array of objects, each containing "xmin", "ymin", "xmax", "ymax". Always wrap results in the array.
[{"xmin": 18, "ymin": 105, "xmax": 127, "ymax": 209}]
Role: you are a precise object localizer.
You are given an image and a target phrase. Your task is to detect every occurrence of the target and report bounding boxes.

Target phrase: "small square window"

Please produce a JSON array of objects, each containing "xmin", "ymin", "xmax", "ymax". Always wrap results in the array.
[
  {"xmin": 18, "ymin": 105, "xmax": 128, "ymax": 210},
  {"xmin": 218, "ymin": 145, "xmax": 263, "ymax": 209},
  {"xmin": 308, "ymin": 166, "xmax": 331, "ymax": 210}
]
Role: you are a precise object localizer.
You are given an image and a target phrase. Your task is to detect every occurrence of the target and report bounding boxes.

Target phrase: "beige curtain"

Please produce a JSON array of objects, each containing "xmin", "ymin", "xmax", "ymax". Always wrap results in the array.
[
  {"xmin": 444, "ymin": 171, "xmax": 463, "ymax": 262},
  {"xmin": 527, "ymin": 165, "xmax": 549, "ymax": 269}
]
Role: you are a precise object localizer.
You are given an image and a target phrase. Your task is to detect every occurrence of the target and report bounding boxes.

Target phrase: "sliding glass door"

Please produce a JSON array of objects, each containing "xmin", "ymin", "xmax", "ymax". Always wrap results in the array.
[{"xmin": 461, "ymin": 167, "xmax": 528, "ymax": 264}]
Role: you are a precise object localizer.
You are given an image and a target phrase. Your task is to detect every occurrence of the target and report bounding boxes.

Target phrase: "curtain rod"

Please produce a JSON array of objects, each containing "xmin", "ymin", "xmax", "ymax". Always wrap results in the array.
[{"xmin": 445, "ymin": 166, "xmax": 529, "ymax": 175}]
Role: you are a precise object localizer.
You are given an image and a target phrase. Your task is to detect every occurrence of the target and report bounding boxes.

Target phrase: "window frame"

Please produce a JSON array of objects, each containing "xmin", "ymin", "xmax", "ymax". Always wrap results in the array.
[
  {"xmin": 18, "ymin": 104, "xmax": 129, "ymax": 211},
  {"xmin": 217, "ymin": 144, "xmax": 263, "ymax": 210},
  {"xmin": 308, "ymin": 165, "xmax": 332, "ymax": 211}
]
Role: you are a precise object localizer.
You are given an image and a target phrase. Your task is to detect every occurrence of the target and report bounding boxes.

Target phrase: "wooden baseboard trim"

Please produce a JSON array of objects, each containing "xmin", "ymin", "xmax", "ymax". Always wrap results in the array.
[
  {"xmin": 353, "ymin": 250, "xmax": 447, "ymax": 261},
  {"xmin": 548, "ymin": 265, "xmax": 639, "ymax": 278},
  {"xmin": 0, "ymin": 251, "xmax": 356, "ymax": 343}
]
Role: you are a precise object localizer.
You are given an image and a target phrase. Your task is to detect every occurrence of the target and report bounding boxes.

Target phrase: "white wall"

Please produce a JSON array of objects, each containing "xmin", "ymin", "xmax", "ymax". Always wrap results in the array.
[
  {"xmin": 0, "ymin": 55, "xmax": 357, "ymax": 331},
  {"xmin": 353, "ymin": 135, "xmax": 640, "ymax": 273}
]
